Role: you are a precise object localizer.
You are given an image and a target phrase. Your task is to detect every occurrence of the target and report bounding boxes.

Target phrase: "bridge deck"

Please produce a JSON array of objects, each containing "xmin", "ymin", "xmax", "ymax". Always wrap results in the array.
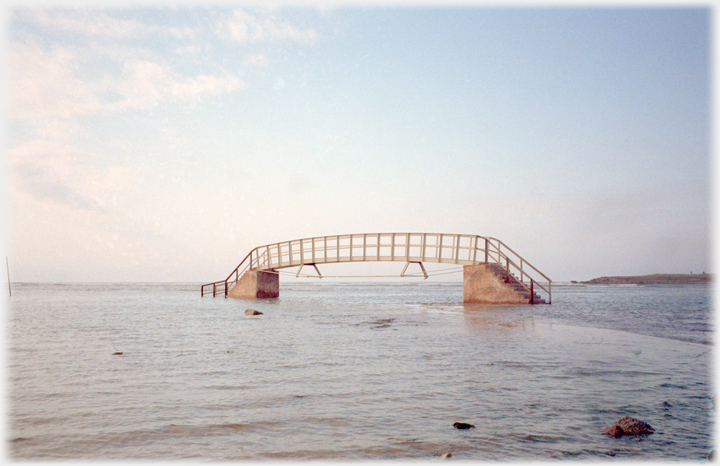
[{"xmin": 252, "ymin": 233, "xmax": 488, "ymax": 270}]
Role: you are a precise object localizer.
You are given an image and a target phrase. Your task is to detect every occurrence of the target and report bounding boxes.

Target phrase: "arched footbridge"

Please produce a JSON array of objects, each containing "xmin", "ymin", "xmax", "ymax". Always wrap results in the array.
[{"xmin": 201, "ymin": 232, "xmax": 551, "ymax": 304}]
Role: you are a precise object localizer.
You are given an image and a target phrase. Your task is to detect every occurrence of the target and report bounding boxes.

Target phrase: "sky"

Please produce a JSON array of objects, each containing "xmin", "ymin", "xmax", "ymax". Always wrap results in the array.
[{"xmin": 4, "ymin": 4, "xmax": 713, "ymax": 283}]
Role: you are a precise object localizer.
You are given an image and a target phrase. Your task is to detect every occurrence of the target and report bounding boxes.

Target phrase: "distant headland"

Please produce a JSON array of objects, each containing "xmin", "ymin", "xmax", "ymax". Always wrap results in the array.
[{"xmin": 577, "ymin": 273, "xmax": 712, "ymax": 285}]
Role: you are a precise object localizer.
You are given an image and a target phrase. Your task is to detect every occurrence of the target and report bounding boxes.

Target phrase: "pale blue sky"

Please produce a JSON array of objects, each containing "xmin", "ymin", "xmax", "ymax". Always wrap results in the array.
[{"xmin": 6, "ymin": 6, "xmax": 712, "ymax": 282}]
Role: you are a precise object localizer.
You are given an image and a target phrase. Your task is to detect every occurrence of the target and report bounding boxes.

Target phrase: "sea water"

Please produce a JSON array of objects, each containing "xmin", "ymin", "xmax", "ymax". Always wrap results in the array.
[{"xmin": 6, "ymin": 282, "xmax": 714, "ymax": 460}]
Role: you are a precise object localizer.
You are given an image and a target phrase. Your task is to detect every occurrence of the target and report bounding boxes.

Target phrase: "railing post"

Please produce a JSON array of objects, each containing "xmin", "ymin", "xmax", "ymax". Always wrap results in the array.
[
  {"xmin": 484, "ymin": 238, "xmax": 488, "ymax": 263},
  {"xmin": 422, "ymin": 233, "xmax": 427, "ymax": 262},
  {"xmin": 455, "ymin": 235, "xmax": 460, "ymax": 264},
  {"xmin": 406, "ymin": 233, "xmax": 410, "ymax": 261},
  {"xmin": 530, "ymin": 280, "xmax": 534, "ymax": 304},
  {"xmin": 472, "ymin": 236, "xmax": 478, "ymax": 264},
  {"xmin": 391, "ymin": 233, "xmax": 395, "ymax": 261},
  {"xmin": 213, "ymin": 283, "xmax": 216, "ymax": 297}
]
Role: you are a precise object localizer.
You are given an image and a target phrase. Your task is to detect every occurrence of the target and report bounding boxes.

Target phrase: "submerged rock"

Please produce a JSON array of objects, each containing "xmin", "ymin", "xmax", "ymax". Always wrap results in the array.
[
  {"xmin": 245, "ymin": 309, "xmax": 263, "ymax": 316},
  {"xmin": 453, "ymin": 422, "xmax": 475, "ymax": 430},
  {"xmin": 603, "ymin": 417, "xmax": 654, "ymax": 437},
  {"xmin": 604, "ymin": 425, "xmax": 624, "ymax": 437}
]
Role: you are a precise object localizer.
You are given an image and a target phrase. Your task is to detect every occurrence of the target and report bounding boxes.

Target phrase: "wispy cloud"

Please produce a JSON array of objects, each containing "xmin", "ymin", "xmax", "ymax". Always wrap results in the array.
[
  {"xmin": 9, "ymin": 41, "xmax": 243, "ymax": 121},
  {"xmin": 14, "ymin": 8, "xmax": 153, "ymax": 39},
  {"xmin": 10, "ymin": 41, "xmax": 104, "ymax": 120},
  {"xmin": 103, "ymin": 60, "xmax": 243, "ymax": 112},
  {"xmin": 8, "ymin": 7, "xmax": 320, "ymax": 223},
  {"xmin": 8, "ymin": 140, "xmax": 137, "ymax": 213},
  {"xmin": 220, "ymin": 9, "xmax": 319, "ymax": 43},
  {"xmin": 7, "ymin": 6, "xmax": 330, "ymax": 281},
  {"xmin": 9, "ymin": 8, "xmax": 316, "ymax": 123}
]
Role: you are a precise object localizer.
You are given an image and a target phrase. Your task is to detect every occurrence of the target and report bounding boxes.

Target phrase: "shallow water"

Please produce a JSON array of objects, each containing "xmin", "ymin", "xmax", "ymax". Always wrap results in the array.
[{"xmin": 7, "ymin": 282, "xmax": 714, "ymax": 460}]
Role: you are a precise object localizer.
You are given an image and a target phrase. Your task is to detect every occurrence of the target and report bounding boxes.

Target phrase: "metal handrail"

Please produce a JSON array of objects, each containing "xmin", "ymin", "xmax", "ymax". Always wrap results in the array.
[
  {"xmin": 484, "ymin": 237, "xmax": 552, "ymax": 303},
  {"xmin": 201, "ymin": 233, "xmax": 551, "ymax": 303},
  {"xmin": 200, "ymin": 251, "xmax": 252, "ymax": 297}
]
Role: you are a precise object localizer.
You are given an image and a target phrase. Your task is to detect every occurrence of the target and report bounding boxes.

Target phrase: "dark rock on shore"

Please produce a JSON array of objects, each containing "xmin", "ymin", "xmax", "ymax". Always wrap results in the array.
[
  {"xmin": 245, "ymin": 309, "xmax": 263, "ymax": 315},
  {"xmin": 603, "ymin": 417, "xmax": 654, "ymax": 437}
]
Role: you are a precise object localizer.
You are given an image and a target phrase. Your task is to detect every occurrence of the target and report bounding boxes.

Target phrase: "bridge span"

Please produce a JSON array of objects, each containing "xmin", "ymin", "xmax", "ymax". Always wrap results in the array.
[{"xmin": 201, "ymin": 232, "xmax": 551, "ymax": 304}]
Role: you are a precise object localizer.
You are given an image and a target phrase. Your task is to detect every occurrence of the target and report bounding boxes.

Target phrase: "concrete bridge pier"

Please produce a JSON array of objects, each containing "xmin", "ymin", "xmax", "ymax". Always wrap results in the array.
[{"xmin": 227, "ymin": 270, "xmax": 279, "ymax": 299}]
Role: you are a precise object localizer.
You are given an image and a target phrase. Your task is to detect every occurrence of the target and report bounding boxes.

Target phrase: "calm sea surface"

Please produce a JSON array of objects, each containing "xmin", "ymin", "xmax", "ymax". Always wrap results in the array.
[{"xmin": 7, "ymin": 282, "xmax": 714, "ymax": 460}]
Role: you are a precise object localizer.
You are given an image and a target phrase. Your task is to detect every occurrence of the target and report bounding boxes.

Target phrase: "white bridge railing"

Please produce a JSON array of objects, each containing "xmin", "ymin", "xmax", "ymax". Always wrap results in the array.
[{"xmin": 201, "ymin": 232, "xmax": 551, "ymax": 303}]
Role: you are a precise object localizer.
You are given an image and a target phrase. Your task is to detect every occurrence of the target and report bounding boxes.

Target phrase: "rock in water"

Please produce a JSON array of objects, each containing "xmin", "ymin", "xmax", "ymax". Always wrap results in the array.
[
  {"xmin": 615, "ymin": 416, "xmax": 655, "ymax": 435},
  {"xmin": 604, "ymin": 425, "xmax": 624, "ymax": 438},
  {"xmin": 245, "ymin": 309, "xmax": 263, "ymax": 315},
  {"xmin": 453, "ymin": 422, "xmax": 475, "ymax": 430},
  {"xmin": 603, "ymin": 417, "xmax": 654, "ymax": 437}
]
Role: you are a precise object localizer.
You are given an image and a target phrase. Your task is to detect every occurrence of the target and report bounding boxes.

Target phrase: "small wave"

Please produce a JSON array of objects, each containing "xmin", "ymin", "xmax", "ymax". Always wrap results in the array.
[
  {"xmin": 301, "ymin": 416, "xmax": 351, "ymax": 427},
  {"xmin": 10, "ymin": 437, "xmax": 31, "ymax": 443},
  {"xmin": 659, "ymin": 383, "xmax": 688, "ymax": 390},
  {"xmin": 515, "ymin": 433, "xmax": 566, "ymax": 443},
  {"xmin": 203, "ymin": 384, "xmax": 253, "ymax": 390},
  {"xmin": 205, "ymin": 423, "xmax": 255, "ymax": 432}
]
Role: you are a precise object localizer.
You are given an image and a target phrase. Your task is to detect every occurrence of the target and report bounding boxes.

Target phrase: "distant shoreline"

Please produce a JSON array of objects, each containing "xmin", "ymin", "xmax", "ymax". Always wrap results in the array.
[{"xmin": 578, "ymin": 273, "xmax": 712, "ymax": 285}]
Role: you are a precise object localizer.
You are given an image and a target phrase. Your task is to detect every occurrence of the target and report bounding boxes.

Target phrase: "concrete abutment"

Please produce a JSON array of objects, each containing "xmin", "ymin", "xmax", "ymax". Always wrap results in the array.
[
  {"xmin": 227, "ymin": 270, "xmax": 279, "ymax": 299},
  {"xmin": 463, "ymin": 263, "xmax": 537, "ymax": 304}
]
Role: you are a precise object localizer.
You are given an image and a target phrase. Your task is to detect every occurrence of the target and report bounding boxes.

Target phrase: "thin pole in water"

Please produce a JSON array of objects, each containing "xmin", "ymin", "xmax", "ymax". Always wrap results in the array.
[{"xmin": 6, "ymin": 257, "xmax": 10, "ymax": 297}]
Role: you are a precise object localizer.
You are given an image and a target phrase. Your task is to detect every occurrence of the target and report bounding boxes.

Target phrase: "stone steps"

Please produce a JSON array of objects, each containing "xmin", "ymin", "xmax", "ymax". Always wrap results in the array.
[{"xmin": 487, "ymin": 263, "xmax": 545, "ymax": 304}]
